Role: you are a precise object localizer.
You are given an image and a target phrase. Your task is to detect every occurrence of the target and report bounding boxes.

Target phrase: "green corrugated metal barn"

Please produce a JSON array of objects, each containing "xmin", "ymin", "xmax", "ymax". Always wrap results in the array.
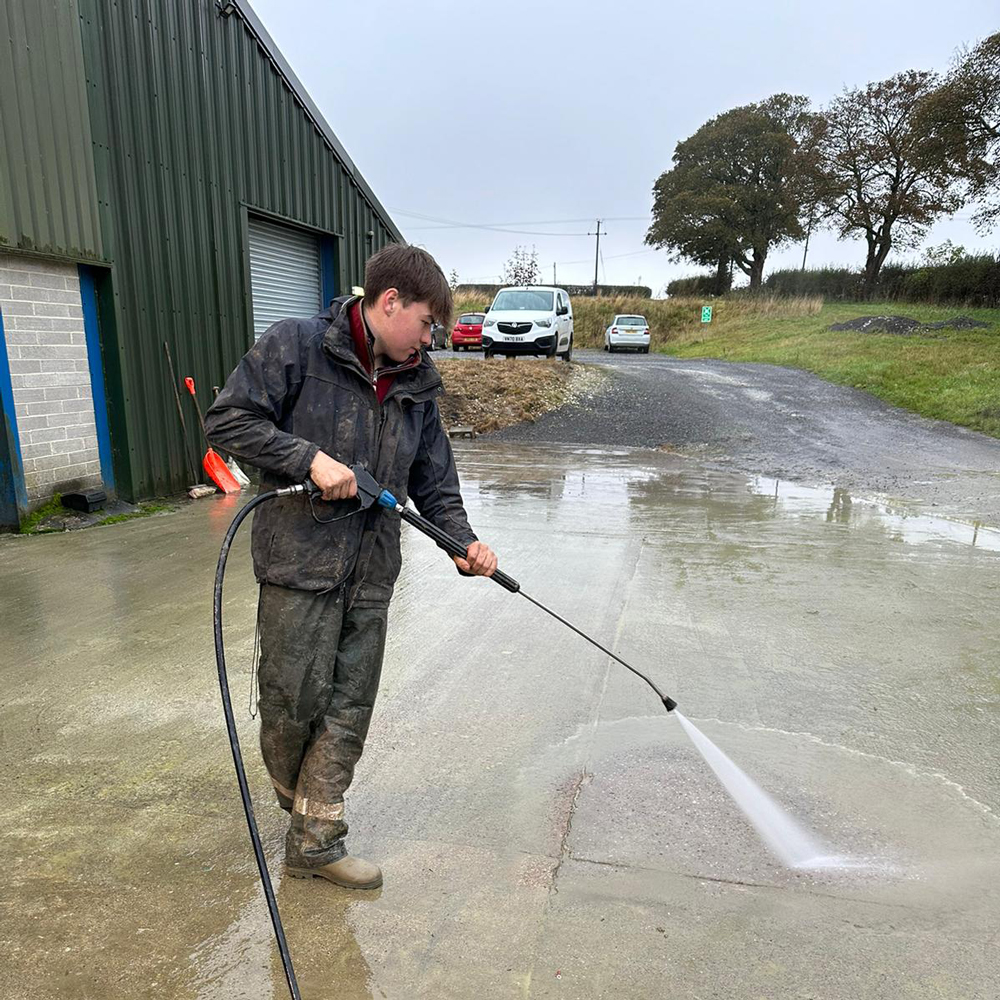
[{"xmin": 0, "ymin": 0, "xmax": 402, "ymax": 527}]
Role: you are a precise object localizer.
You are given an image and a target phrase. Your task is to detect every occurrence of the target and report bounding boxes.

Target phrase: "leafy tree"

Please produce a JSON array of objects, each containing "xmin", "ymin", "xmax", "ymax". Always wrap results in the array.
[
  {"xmin": 918, "ymin": 32, "xmax": 1000, "ymax": 232},
  {"xmin": 502, "ymin": 245, "xmax": 539, "ymax": 286},
  {"xmin": 818, "ymin": 71, "xmax": 963, "ymax": 294},
  {"xmin": 645, "ymin": 94, "xmax": 817, "ymax": 291}
]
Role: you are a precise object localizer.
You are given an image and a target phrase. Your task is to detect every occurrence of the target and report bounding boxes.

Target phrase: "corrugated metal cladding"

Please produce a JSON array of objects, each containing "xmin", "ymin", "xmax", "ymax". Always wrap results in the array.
[
  {"xmin": 0, "ymin": 0, "xmax": 104, "ymax": 261},
  {"xmin": 76, "ymin": 0, "xmax": 401, "ymax": 499},
  {"xmin": 248, "ymin": 216, "xmax": 321, "ymax": 339}
]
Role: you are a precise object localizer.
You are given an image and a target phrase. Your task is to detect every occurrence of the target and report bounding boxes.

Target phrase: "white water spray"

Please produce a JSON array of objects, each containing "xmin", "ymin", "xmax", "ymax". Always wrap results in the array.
[{"xmin": 674, "ymin": 711, "xmax": 845, "ymax": 870}]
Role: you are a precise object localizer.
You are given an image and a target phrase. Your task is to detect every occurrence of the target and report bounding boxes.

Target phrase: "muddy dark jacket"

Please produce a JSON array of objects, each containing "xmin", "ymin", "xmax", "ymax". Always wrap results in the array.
[{"xmin": 205, "ymin": 296, "xmax": 476, "ymax": 600}]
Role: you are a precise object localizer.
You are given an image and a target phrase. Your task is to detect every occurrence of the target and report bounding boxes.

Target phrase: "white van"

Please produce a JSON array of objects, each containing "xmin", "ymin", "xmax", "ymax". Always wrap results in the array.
[{"xmin": 482, "ymin": 286, "xmax": 574, "ymax": 361}]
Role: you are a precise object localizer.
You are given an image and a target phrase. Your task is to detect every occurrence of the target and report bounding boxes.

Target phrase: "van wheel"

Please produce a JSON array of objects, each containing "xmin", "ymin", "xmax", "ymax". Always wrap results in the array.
[
  {"xmin": 484, "ymin": 348, "xmax": 494, "ymax": 359},
  {"xmin": 560, "ymin": 336, "xmax": 573, "ymax": 362}
]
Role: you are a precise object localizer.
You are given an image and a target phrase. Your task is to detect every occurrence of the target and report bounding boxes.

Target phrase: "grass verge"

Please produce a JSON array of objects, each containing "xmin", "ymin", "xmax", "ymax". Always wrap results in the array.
[{"xmin": 453, "ymin": 292, "xmax": 824, "ymax": 351}]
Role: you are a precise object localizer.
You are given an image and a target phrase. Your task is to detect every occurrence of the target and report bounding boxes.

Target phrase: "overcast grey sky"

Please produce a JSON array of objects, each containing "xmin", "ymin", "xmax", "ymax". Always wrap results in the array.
[{"xmin": 251, "ymin": 0, "xmax": 998, "ymax": 293}]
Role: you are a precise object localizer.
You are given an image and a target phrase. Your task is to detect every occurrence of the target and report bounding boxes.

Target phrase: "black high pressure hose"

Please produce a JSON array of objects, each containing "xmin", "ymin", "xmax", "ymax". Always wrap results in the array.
[
  {"xmin": 213, "ymin": 468, "xmax": 677, "ymax": 1000},
  {"xmin": 213, "ymin": 484, "xmax": 307, "ymax": 1000}
]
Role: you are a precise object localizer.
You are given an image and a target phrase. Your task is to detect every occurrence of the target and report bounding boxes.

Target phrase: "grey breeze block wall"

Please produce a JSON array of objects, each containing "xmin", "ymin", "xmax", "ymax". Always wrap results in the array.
[{"xmin": 0, "ymin": 253, "xmax": 102, "ymax": 504}]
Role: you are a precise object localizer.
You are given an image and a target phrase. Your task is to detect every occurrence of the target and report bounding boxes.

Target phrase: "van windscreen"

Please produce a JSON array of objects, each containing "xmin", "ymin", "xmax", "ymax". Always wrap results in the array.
[{"xmin": 492, "ymin": 290, "xmax": 554, "ymax": 311}]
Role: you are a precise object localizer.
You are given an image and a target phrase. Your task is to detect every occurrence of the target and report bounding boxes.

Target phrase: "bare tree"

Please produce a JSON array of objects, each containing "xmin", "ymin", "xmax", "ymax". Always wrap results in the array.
[
  {"xmin": 502, "ymin": 246, "xmax": 540, "ymax": 286},
  {"xmin": 819, "ymin": 71, "xmax": 963, "ymax": 294}
]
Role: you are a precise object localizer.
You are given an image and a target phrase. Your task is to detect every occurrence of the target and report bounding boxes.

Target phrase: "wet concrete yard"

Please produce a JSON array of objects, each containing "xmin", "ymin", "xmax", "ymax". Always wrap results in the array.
[{"xmin": 1, "ymin": 443, "xmax": 998, "ymax": 998}]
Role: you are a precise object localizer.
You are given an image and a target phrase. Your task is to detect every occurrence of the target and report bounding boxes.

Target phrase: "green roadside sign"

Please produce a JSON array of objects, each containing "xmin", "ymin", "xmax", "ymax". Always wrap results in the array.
[{"xmin": 701, "ymin": 305, "xmax": 713, "ymax": 324}]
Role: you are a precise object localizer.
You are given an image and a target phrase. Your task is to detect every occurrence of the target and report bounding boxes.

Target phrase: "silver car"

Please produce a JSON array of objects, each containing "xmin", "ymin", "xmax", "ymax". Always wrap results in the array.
[
  {"xmin": 604, "ymin": 314, "xmax": 650, "ymax": 353},
  {"xmin": 427, "ymin": 322, "xmax": 448, "ymax": 351}
]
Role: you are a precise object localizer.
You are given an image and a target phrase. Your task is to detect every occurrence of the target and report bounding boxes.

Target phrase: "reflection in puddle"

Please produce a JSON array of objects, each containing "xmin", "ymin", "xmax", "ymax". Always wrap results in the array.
[
  {"xmin": 750, "ymin": 477, "xmax": 1000, "ymax": 553},
  {"xmin": 469, "ymin": 444, "xmax": 998, "ymax": 555}
]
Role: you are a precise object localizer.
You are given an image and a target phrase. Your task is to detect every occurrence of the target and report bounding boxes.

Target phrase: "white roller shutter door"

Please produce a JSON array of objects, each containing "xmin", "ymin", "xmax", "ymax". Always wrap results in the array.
[{"xmin": 248, "ymin": 216, "xmax": 322, "ymax": 339}]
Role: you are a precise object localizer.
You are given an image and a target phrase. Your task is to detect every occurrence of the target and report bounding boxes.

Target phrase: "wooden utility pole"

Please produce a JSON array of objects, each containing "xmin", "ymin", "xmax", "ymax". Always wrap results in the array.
[
  {"xmin": 801, "ymin": 213, "xmax": 814, "ymax": 271},
  {"xmin": 588, "ymin": 220, "xmax": 603, "ymax": 296}
]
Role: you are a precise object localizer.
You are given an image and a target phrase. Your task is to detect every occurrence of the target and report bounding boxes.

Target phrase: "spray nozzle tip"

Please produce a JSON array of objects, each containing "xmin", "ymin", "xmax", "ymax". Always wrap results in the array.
[{"xmin": 662, "ymin": 695, "xmax": 677, "ymax": 713}]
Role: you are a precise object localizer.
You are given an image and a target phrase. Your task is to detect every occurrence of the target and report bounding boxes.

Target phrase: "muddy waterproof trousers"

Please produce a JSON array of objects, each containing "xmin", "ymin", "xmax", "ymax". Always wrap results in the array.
[{"xmin": 257, "ymin": 582, "xmax": 387, "ymax": 868}]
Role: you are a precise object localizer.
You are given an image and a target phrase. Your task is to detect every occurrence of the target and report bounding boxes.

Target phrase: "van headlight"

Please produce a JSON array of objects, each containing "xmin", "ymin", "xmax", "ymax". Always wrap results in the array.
[
  {"xmin": 534, "ymin": 318, "xmax": 552, "ymax": 327},
  {"xmin": 483, "ymin": 318, "xmax": 495, "ymax": 327}
]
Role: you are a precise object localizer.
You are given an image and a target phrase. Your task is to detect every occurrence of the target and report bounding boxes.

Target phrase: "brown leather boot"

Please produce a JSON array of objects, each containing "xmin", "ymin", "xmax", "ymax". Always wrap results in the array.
[{"xmin": 285, "ymin": 855, "xmax": 383, "ymax": 889}]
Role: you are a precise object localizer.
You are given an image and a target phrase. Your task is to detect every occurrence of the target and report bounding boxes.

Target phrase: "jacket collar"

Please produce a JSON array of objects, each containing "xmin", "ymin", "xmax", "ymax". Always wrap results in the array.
[{"xmin": 321, "ymin": 296, "xmax": 441, "ymax": 397}]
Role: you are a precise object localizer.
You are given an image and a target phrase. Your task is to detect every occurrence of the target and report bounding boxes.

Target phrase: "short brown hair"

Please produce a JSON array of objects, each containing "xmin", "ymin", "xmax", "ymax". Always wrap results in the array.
[{"xmin": 363, "ymin": 244, "xmax": 453, "ymax": 328}]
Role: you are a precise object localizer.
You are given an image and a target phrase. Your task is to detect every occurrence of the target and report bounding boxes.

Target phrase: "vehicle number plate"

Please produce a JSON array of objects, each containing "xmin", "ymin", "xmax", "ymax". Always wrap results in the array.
[{"xmin": 506, "ymin": 335, "xmax": 524, "ymax": 341}]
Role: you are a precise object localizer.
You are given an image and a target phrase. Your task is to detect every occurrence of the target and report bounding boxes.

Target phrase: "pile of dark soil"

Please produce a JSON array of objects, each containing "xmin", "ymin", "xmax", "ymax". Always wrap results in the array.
[
  {"xmin": 829, "ymin": 315, "xmax": 921, "ymax": 334},
  {"xmin": 829, "ymin": 315, "xmax": 991, "ymax": 335},
  {"xmin": 921, "ymin": 316, "xmax": 991, "ymax": 330}
]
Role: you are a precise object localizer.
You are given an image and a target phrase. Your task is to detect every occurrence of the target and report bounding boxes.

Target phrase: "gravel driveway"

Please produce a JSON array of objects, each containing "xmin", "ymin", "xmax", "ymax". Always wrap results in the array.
[{"xmin": 487, "ymin": 348, "xmax": 1000, "ymax": 525}]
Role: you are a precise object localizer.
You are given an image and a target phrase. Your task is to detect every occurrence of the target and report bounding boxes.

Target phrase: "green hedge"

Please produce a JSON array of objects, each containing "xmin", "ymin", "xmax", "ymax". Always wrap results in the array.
[
  {"xmin": 765, "ymin": 255, "xmax": 1000, "ymax": 306},
  {"xmin": 665, "ymin": 274, "xmax": 719, "ymax": 297}
]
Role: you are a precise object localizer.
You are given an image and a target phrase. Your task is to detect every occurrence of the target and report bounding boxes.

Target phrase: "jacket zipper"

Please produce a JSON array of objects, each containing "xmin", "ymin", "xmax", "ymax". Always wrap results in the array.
[
  {"xmin": 350, "ymin": 360, "xmax": 393, "ymax": 606},
  {"xmin": 351, "ymin": 369, "xmax": 442, "ymax": 605}
]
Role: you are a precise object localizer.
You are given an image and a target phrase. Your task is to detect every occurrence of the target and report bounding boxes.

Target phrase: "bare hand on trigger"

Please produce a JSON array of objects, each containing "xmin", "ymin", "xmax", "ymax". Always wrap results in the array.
[{"xmin": 309, "ymin": 452, "xmax": 357, "ymax": 501}]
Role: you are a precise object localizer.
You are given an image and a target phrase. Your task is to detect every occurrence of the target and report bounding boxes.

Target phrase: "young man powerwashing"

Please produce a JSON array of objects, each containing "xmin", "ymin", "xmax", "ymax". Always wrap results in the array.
[{"xmin": 206, "ymin": 244, "xmax": 497, "ymax": 890}]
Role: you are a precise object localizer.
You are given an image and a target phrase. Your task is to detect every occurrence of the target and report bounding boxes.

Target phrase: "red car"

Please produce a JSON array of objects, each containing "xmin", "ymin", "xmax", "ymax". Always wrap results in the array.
[{"xmin": 451, "ymin": 312, "xmax": 486, "ymax": 351}]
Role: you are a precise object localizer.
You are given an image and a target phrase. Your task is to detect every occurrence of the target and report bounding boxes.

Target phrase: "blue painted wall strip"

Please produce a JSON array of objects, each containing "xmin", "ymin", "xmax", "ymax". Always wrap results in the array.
[
  {"xmin": 0, "ymin": 304, "xmax": 29, "ymax": 526},
  {"xmin": 78, "ymin": 266, "xmax": 115, "ymax": 492}
]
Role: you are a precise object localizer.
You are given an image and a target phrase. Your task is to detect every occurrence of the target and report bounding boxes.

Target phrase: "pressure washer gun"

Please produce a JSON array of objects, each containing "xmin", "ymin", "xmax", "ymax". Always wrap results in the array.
[{"xmin": 294, "ymin": 464, "xmax": 522, "ymax": 592}]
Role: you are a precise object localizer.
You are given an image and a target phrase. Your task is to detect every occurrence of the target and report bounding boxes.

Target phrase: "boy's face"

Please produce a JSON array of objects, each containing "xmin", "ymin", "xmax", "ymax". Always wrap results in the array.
[{"xmin": 369, "ymin": 289, "xmax": 434, "ymax": 364}]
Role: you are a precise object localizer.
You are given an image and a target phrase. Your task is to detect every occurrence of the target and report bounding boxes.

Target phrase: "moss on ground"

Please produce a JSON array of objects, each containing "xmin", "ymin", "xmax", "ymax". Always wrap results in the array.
[
  {"xmin": 97, "ymin": 503, "xmax": 173, "ymax": 526},
  {"xmin": 18, "ymin": 494, "xmax": 64, "ymax": 534}
]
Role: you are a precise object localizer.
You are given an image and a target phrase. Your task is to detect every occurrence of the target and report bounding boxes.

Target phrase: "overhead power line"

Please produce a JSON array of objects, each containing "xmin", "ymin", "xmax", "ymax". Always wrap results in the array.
[
  {"xmin": 555, "ymin": 248, "xmax": 659, "ymax": 266},
  {"xmin": 390, "ymin": 207, "xmax": 583, "ymax": 235},
  {"xmin": 389, "ymin": 207, "xmax": 648, "ymax": 236}
]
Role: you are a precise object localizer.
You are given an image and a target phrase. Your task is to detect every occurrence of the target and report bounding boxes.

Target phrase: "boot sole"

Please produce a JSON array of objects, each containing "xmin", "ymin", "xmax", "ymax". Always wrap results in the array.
[{"xmin": 284, "ymin": 865, "xmax": 382, "ymax": 890}]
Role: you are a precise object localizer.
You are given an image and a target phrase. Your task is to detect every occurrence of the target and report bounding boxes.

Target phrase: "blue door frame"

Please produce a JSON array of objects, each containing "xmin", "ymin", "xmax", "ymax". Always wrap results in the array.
[
  {"xmin": 0, "ymin": 305, "xmax": 28, "ymax": 529},
  {"xmin": 79, "ymin": 265, "xmax": 115, "ymax": 493},
  {"xmin": 320, "ymin": 236, "xmax": 338, "ymax": 307}
]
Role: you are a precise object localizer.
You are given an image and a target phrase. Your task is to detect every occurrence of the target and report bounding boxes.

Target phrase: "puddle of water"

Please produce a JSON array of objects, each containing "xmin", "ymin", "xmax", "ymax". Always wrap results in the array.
[
  {"xmin": 464, "ymin": 444, "xmax": 999, "ymax": 555},
  {"xmin": 750, "ymin": 476, "xmax": 1000, "ymax": 553}
]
